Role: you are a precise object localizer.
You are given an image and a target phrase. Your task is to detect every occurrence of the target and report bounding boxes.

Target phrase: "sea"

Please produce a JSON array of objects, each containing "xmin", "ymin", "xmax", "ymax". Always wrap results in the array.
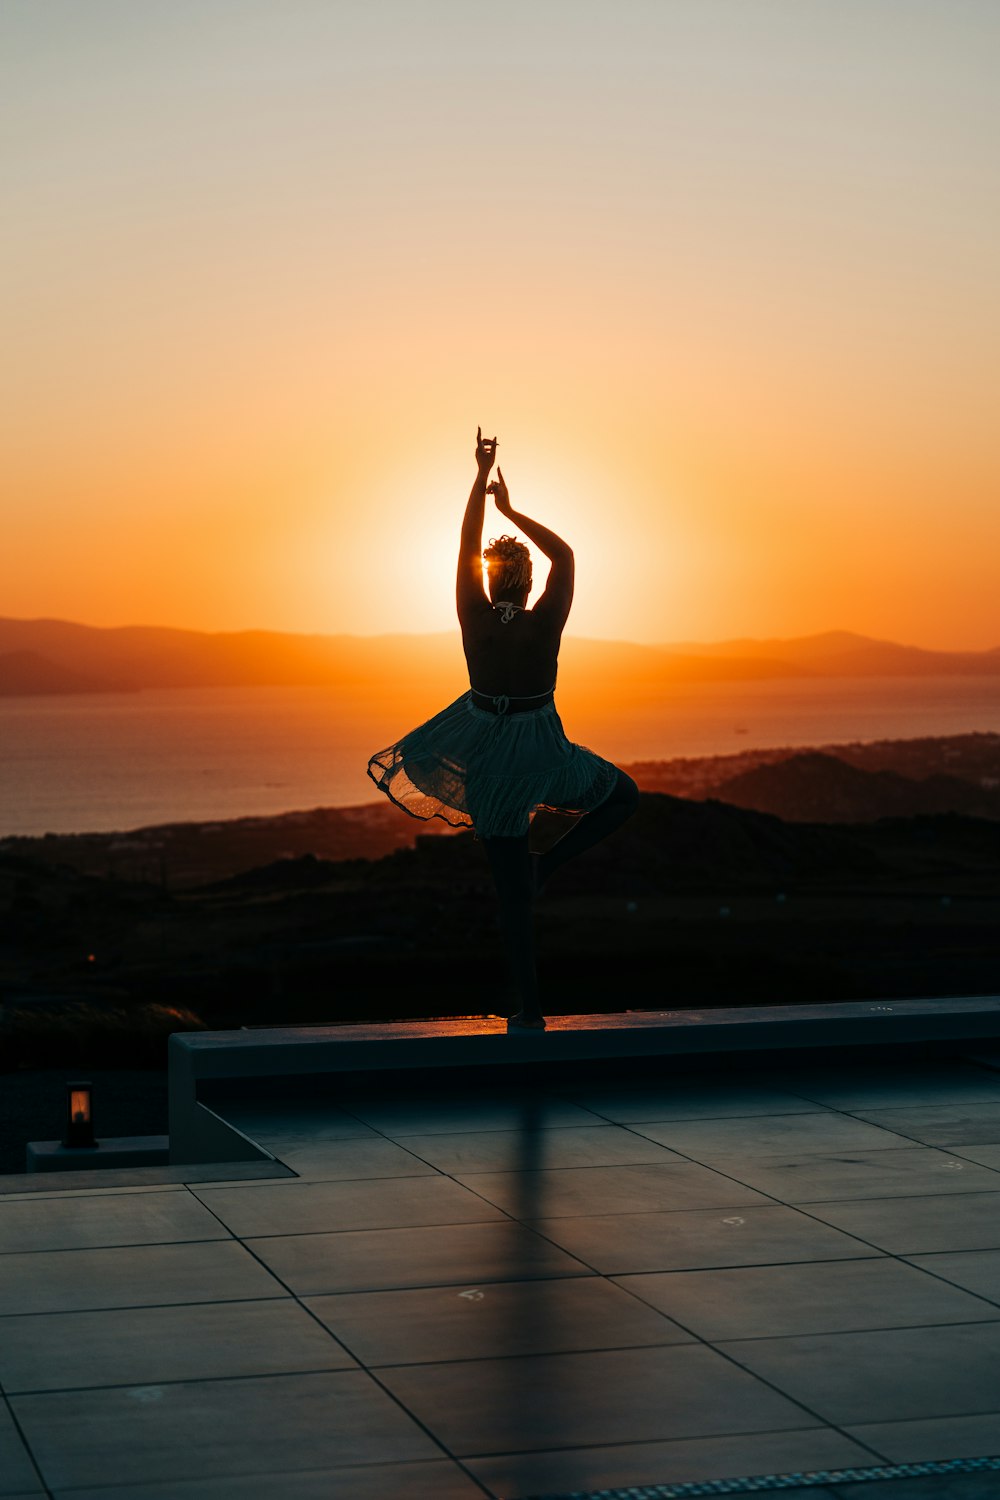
[{"xmin": 2, "ymin": 677, "xmax": 999, "ymax": 838}]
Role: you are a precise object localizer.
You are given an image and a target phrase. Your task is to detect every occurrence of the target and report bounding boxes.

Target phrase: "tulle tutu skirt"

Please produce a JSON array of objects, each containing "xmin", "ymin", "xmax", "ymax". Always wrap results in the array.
[{"xmin": 367, "ymin": 690, "xmax": 620, "ymax": 838}]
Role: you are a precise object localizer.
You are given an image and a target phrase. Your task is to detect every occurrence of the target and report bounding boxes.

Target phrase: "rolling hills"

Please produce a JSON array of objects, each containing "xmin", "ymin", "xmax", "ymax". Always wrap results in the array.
[{"xmin": 2, "ymin": 617, "xmax": 999, "ymax": 697}]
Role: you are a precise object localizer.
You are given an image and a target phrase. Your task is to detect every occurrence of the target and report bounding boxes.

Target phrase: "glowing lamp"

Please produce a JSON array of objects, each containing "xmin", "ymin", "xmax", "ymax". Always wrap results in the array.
[{"xmin": 63, "ymin": 1081, "xmax": 95, "ymax": 1149}]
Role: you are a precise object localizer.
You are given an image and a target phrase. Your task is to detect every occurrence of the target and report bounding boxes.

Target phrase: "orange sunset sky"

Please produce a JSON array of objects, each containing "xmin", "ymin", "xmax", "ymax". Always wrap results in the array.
[{"xmin": 2, "ymin": 2, "xmax": 998, "ymax": 650}]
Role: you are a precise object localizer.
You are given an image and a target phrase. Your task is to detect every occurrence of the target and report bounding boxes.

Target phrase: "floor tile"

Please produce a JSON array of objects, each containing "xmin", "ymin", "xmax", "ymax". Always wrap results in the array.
[
  {"xmin": 345, "ymin": 1092, "xmax": 602, "ymax": 1136},
  {"xmin": 0, "ymin": 1167, "xmax": 294, "ymax": 1195},
  {"xmin": 950, "ymin": 1144, "xmax": 1000, "ymax": 1170},
  {"xmin": 51, "ymin": 1461, "xmax": 483, "ymax": 1499},
  {"xmin": 247, "ymin": 1219, "xmax": 590, "ymax": 1295},
  {"xmin": 566, "ymin": 1083, "xmax": 820, "ymax": 1123},
  {"xmin": 613, "ymin": 1256, "xmax": 999, "ymax": 1340},
  {"xmin": 401, "ymin": 1124, "xmax": 682, "ymax": 1175},
  {"xmin": 848, "ymin": 1102, "xmax": 1000, "ymax": 1147},
  {"xmin": 0, "ymin": 1401, "xmax": 43, "ymax": 1496},
  {"xmin": 261, "ymin": 1137, "xmax": 438, "ymax": 1181},
  {"xmin": 454, "ymin": 1161, "xmax": 770, "ymax": 1219},
  {"xmin": 529, "ymin": 1203, "xmax": 877, "ymax": 1274},
  {"xmin": 0, "ymin": 1299, "xmax": 354, "ymax": 1394},
  {"xmin": 193, "ymin": 1175, "xmax": 503, "ymax": 1237},
  {"xmin": 697, "ymin": 1147, "xmax": 1000, "ymax": 1203},
  {"xmin": 176, "ymin": 1174, "xmax": 301, "ymax": 1190},
  {"xmin": 215, "ymin": 1102, "xmax": 378, "ymax": 1142},
  {"xmin": 306, "ymin": 1274, "xmax": 690, "ymax": 1366},
  {"xmin": 0, "ymin": 1239, "xmax": 286, "ymax": 1317},
  {"xmin": 903, "ymin": 1249, "xmax": 1000, "ymax": 1305},
  {"xmin": 786, "ymin": 1067, "xmax": 1000, "ymax": 1111},
  {"xmin": 0, "ymin": 1190, "xmax": 227, "ymax": 1254},
  {"xmin": 632, "ymin": 1112, "xmax": 912, "ymax": 1159},
  {"xmin": 717, "ymin": 1323, "xmax": 1000, "ymax": 1425},
  {"xmin": 13, "ymin": 1370, "xmax": 439, "ymax": 1490},
  {"xmin": 805, "ymin": 1190, "xmax": 1000, "ymax": 1254},
  {"xmin": 467, "ymin": 1426, "xmax": 875, "ymax": 1498},
  {"xmin": 0, "ymin": 1184, "xmax": 181, "ymax": 1202},
  {"xmin": 380, "ymin": 1342, "xmax": 812, "ymax": 1456},
  {"xmin": 845, "ymin": 1411, "xmax": 1000, "ymax": 1463}
]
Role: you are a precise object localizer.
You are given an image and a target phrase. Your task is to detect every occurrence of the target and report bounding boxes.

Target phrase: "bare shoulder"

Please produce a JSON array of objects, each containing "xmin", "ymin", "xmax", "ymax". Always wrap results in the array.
[
  {"xmin": 531, "ymin": 584, "xmax": 573, "ymax": 636},
  {"xmin": 457, "ymin": 595, "xmax": 494, "ymax": 635},
  {"xmin": 524, "ymin": 605, "xmax": 564, "ymax": 654}
]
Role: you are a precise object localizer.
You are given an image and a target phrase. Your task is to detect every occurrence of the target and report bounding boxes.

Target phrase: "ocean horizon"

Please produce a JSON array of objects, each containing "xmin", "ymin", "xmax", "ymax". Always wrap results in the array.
[{"xmin": 3, "ymin": 675, "xmax": 1000, "ymax": 839}]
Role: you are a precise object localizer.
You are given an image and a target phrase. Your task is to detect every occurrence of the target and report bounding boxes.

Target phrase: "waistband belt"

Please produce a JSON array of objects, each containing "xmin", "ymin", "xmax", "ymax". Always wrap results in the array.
[{"xmin": 469, "ymin": 688, "xmax": 554, "ymax": 716}]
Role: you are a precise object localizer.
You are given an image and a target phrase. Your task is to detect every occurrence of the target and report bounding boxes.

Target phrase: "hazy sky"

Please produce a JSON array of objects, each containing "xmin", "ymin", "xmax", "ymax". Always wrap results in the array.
[{"xmin": 3, "ymin": 1, "xmax": 998, "ymax": 647}]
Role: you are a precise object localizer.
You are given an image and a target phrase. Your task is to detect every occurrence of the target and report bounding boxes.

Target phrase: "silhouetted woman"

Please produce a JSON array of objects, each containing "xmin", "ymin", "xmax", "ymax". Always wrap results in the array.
[{"xmin": 368, "ymin": 428, "xmax": 638, "ymax": 1029}]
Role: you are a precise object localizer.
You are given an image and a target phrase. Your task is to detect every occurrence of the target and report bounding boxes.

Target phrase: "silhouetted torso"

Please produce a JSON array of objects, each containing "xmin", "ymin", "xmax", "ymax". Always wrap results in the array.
[{"xmin": 461, "ymin": 604, "xmax": 561, "ymax": 698}]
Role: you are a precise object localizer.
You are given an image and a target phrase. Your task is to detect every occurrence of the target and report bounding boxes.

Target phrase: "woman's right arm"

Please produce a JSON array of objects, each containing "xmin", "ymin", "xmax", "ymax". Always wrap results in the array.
[
  {"xmin": 489, "ymin": 468, "xmax": 574, "ymax": 628},
  {"xmin": 456, "ymin": 428, "xmax": 495, "ymax": 626}
]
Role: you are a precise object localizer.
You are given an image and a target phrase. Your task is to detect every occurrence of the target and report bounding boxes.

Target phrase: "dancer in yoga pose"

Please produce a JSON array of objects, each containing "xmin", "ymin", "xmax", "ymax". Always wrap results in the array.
[{"xmin": 368, "ymin": 428, "xmax": 638, "ymax": 1029}]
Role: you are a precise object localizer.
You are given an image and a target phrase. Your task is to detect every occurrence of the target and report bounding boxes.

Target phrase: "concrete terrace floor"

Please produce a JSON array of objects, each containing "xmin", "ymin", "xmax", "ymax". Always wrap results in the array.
[{"xmin": 4, "ymin": 1052, "xmax": 1000, "ymax": 1498}]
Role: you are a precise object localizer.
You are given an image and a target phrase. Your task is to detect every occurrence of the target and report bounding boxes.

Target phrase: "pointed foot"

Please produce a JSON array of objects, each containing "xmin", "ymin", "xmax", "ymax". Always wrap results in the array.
[{"xmin": 506, "ymin": 1011, "xmax": 547, "ymax": 1032}]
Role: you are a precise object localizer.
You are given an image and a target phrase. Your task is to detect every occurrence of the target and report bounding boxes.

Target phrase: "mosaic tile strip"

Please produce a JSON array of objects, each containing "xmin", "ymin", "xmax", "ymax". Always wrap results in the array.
[{"xmin": 524, "ymin": 1451, "xmax": 1000, "ymax": 1499}]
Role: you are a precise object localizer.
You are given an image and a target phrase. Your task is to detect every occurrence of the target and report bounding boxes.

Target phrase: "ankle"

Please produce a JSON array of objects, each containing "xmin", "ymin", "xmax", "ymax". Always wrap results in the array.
[{"xmin": 508, "ymin": 1010, "xmax": 547, "ymax": 1030}]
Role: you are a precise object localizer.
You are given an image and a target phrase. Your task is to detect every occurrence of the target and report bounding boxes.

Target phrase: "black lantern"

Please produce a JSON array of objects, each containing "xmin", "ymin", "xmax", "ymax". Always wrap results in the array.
[{"xmin": 63, "ymin": 1081, "xmax": 95, "ymax": 1149}]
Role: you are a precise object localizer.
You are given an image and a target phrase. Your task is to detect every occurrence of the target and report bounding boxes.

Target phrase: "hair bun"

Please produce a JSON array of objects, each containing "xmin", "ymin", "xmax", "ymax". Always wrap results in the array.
[{"xmin": 483, "ymin": 534, "xmax": 532, "ymax": 593}]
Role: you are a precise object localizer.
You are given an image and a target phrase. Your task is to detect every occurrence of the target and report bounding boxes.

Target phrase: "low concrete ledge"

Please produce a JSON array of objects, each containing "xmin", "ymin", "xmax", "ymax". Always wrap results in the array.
[
  {"xmin": 0, "ymin": 1158, "xmax": 296, "ymax": 1196},
  {"xmin": 168, "ymin": 996, "xmax": 1000, "ymax": 1164},
  {"xmin": 26, "ymin": 1135, "xmax": 170, "ymax": 1173},
  {"xmin": 166, "ymin": 1094, "xmax": 277, "ymax": 1168}
]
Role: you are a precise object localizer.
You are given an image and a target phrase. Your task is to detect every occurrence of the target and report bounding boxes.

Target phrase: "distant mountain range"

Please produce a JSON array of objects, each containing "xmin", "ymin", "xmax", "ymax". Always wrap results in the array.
[
  {"xmin": 628, "ymin": 732, "xmax": 1000, "ymax": 824},
  {"xmin": 2, "ymin": 617, "xmax": 999, "ymax": 696}
]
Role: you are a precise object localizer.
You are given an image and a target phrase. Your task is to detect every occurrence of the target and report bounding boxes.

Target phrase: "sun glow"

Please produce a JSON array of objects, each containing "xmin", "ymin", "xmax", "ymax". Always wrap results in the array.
[
  {"xmin": 2, "ymin": 5, "xmax": 998, "ymax": 649},
  {"xmin": 349, "ymin": 458, "xmax": 592, "ymax": 637}
]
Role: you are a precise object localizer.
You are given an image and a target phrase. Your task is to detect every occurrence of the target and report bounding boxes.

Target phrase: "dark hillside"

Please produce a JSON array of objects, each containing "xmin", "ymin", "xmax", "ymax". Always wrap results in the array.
[{"xmin": 2, "ymin": 794, "xmax": 998, "ymax": 1075}]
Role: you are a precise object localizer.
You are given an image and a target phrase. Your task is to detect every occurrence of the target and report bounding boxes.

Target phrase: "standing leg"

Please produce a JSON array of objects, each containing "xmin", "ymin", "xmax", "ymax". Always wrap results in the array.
[
  {"xmin": 480, "ymin": 833, "xmax": 545, "ymax": 1028},
  {"xmin": 537, "ymin": 769, "xmax": 640, "ymax": 890}
]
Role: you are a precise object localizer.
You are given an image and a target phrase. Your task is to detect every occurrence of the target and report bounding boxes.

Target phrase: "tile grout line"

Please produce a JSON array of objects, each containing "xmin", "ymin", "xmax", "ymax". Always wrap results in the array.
[
  {"xmin": 252, "ymin": 1103, "xmax": 1000, "ymax": 1336},
  {"xmin": 604, "ymin": 1265, "xmax": 1000, "ymax": 1342},
  {"xmin": 5, "ymin": 1078, "xmax": 996, "ymax": 1497},
  {"xmin": 585, "ymin": 1083, "xmax": 1000, "ymax": 1468},
  {"xmin": 0, "ymin": 1293, "xmax": 293, "ymax": 1321},
  {"xmin": 580, "ymin": 1121, "xmax": 1000, "ymax": 1262},
  {"xmin": 611, "ymin": 1128, "xmax": 1000, "ymax": 1320},
  {"xmin": 192, "ymin": 1144, "xmax": 895, "ymax": 1474},
  {"xmin": 192, "ymin": 1129, "xmax": 888, "ymax": 1490},
  {"xmin": 412, "ymin": 1089, "xmax": 1000, "ymax": 1461},
  {"xmin": 757, "ymin": 1079, "xmax": 1000, "ymax": 1154},
  {"xmin": 0, "ymin": 1234, "xmax": 234, "ymax": 1259},
  {"xmin": 293, "ymin": 1116, "xmax": 965, "ymax": 1314},
  {"xmin": 610, "ymin": 1115, "xmax": 1000, "ymax": 1193},
  {"xmin": 2, "ymin": 1390, "xmax": 52, "ymax": 1499},
  {"xmin": 185, "ymin": 1181, "xmax": 497, "ymax": 1494}
]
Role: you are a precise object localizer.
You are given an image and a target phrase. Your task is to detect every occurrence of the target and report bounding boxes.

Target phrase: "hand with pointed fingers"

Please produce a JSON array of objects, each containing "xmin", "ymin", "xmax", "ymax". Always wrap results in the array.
[
  {"xmin": 475, "ymin": 426, "xmax": 498, "ymax": 476},
  {"xmin": 487, "ymin": 466, "xmax": 512, "ymax": 517}
]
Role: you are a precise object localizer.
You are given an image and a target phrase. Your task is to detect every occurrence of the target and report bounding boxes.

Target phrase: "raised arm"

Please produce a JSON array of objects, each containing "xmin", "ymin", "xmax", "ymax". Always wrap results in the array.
[
  {"xmin": 488, "ymin": 467, "xmax": 575, "ymax": 629},
  {"xmin": 456, "ymin": 427, "xmax": 497, "ymax": 626}
]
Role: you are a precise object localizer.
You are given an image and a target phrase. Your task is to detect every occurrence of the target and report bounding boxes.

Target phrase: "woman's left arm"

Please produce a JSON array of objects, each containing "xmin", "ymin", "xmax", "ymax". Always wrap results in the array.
[
  {"xmin": 488, "ymin": 467, "xmax": 575, "ymax": 630},
  {"xmin": 456, "ymin": 427, "xmax": 496, "ymax": 624}
]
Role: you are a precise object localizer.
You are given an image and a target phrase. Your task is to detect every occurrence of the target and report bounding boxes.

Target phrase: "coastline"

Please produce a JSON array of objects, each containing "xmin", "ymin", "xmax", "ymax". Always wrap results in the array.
[
  {"xmin": 4, "ymin": 676, "xmax": 1000, "ymax": 840},
  {"xmin": 3, "ymin": 729, "xmax": 998, "ymax": 885}
]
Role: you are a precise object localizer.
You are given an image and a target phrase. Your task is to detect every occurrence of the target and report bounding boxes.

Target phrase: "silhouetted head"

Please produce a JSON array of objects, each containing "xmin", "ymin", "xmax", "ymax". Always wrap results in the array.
[{"xmin": 483, "ymin": 534, "xmax": 532, "ymax": 607}]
